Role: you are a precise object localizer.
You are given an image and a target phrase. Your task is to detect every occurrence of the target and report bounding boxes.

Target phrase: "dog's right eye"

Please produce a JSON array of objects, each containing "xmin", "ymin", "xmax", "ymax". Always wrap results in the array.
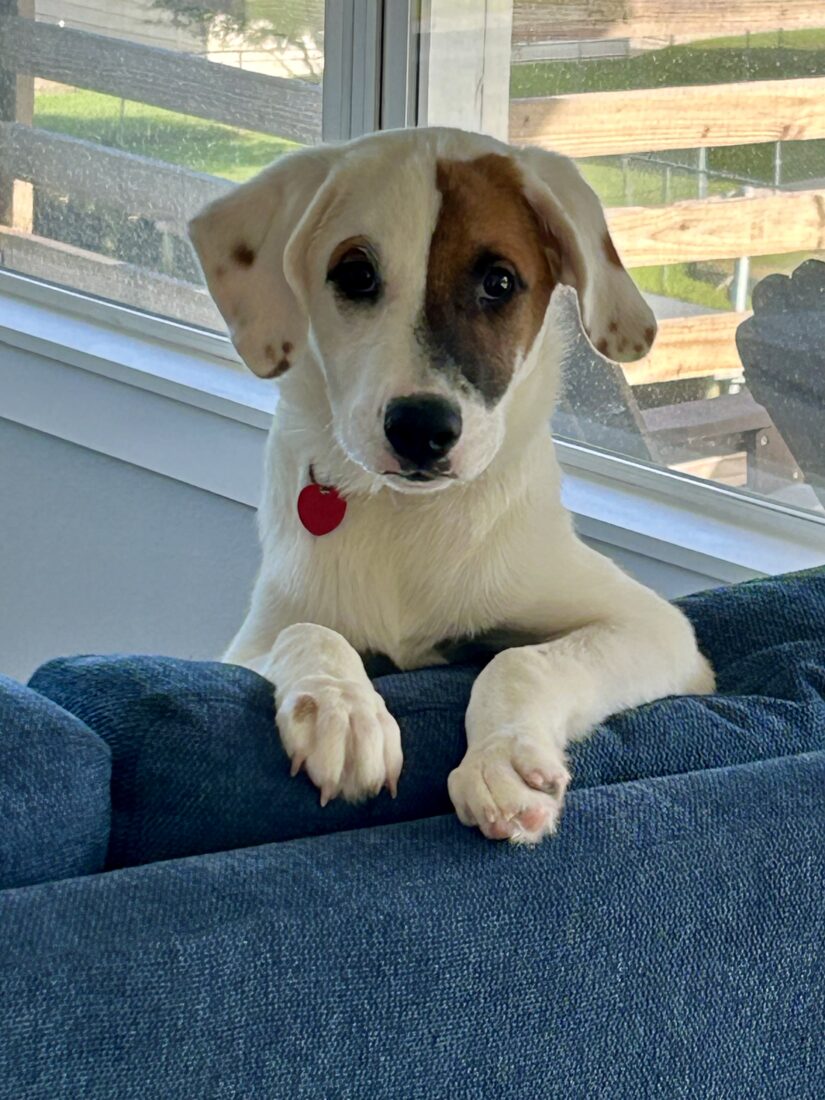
[{"xmin": 327, "ymin": 249, "xmax": 380, "ymax": 302}]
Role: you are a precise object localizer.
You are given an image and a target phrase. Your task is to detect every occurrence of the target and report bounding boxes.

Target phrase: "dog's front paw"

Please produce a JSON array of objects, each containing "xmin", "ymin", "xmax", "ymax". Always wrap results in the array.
[
  {"xmin": 277, "ymin": 676, "xmax": 402, "ymax": 805},
  {"xmin": 448, "ymin": 736, "xmax": 570, "ymax": 844}
]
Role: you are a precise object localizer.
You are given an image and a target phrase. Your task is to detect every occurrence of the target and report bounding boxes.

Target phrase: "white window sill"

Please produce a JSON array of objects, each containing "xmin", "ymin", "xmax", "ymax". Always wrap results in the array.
[{"xmin": 2, "ymin": 277, "xmax": 823, "ymax": 584}]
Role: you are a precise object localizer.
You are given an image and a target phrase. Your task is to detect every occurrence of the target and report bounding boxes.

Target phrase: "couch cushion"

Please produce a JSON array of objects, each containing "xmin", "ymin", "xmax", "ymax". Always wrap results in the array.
[
  {"xmin": 28, "ymin": 567, "xmax": 825, "ymax": 869},
  {"xmin": 0, "ymin": 675, "xmax": 110, "ymax": 889},
  {"xmin": 1, "ymin": 751, "xmax": 823, "ymax": 1099}
]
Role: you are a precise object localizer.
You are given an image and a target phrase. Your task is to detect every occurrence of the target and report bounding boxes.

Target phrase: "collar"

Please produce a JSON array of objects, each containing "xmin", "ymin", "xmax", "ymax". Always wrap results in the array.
[{"xmin": 297, "ymin": 466, "xmax": 348, "ymax": 536}]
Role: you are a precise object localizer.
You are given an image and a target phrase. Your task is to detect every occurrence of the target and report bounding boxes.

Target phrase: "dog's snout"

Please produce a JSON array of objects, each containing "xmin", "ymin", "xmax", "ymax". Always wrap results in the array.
[{"xmin": 384, "ymin": 395, "xmax": 462, "ymax": 470}]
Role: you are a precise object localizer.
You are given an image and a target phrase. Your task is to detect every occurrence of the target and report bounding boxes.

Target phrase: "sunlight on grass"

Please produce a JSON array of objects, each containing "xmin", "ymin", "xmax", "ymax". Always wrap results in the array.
[
  {"xmin": 34, "ymin": 87, "xmax": 295, "ymax": 181},
  {"xmin": 510, "ymin": 32, "xmax": 825, "ymax": 99},
  {"xmin": 632, "ymin": 264, "xmax": 732, "ymax": 311}
]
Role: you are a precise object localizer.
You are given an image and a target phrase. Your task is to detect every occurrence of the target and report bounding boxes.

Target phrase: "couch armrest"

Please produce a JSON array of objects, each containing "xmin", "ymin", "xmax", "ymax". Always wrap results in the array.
[
  {"xmin": 1, "ymin": 751, "xmax": 823, "ymax": 1098},
  {"xmin": 0, "ymin": 675, "xmax": 110, "ymax": 889}
]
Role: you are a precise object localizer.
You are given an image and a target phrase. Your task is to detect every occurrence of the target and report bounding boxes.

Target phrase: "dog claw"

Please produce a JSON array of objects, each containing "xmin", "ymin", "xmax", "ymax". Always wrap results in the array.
[{"xmin": 289, "ymin": 755, "xmax": 305, "ymax": 778}]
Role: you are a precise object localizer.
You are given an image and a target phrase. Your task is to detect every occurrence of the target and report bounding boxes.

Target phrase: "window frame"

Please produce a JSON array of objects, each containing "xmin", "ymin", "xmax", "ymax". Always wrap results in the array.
[{"xmin": 0, "ymin": 0, "xmax": 823, "ymax": 575}]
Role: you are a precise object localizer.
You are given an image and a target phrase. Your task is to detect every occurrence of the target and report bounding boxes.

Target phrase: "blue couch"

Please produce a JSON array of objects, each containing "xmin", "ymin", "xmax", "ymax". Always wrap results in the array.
[{"xmin": 1, "ymin": 569, "xmax": 824, "ymax": 1098}]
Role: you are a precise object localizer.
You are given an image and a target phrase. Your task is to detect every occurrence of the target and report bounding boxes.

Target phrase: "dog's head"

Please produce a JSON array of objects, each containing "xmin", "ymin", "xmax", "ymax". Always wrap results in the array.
[{"xmin": 189, "ymin": 128, "xmax": 655, "ymax": 492}]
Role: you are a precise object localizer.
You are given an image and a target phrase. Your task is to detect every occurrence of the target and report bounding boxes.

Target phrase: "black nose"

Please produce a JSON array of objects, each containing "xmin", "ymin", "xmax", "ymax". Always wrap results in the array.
[{"xmin": 384, "ymin": 394, "xmax": 462, "ymax": 470}]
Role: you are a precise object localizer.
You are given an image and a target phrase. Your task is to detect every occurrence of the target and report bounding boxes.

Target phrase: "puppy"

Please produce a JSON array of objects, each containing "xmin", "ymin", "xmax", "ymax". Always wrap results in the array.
[{"xmin": 189, "ymin": 127, "xmax": 714, "ymax": 844}]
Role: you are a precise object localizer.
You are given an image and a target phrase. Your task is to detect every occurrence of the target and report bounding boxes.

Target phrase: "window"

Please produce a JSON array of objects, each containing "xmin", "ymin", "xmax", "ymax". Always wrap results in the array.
[
  {"xmin": 0, "ymin": 0, "xmax": 324, "ymax": 330},
  {"xmin": 419, "ymin": 0, "xmax": 825, "ymax": 516},
  {"xmin": 1, "ymin": 0, "xmax": 824, "ymax": 521}
]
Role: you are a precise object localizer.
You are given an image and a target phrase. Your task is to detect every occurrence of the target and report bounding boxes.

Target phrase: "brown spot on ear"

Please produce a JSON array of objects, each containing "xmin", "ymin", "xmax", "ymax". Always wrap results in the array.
[
  {"xmin": 282, "ymin": 341, "xmax": 293, "ymax": 355},
  {"xmin": 597, "ymin": 338, "xmax": 609, "ymax": 356},
  {"xmin": 634, "ymin": 343, "xmax": 644, "ymax": 355},
  {"xmin": 644, "ymin": 325, "xmax": 656, "ymax": 345},
  {"xmin": 608, "ymin": 320, "xmax": 619, "ymax": 334},
  {"xmin": 292, "ymin": 694, "xmax": 318, "ymax": 721},
  {"xmin": 603, "ymin": 232, "xmax": 623, "ymax": 268},
  {"xmin": 233, "ymin": 243, "xmax": 255, "ymax": 267},
  {"xmin": 425, "ymin": 155, "xmax": 557, "ymax": 404},
  {"xmin": 215, "ymin": 264, "xmax": 226, "ymax": 278},
  {"xmin": 264, "ymin": 343, "xmax": 291, "ymax": 378}
]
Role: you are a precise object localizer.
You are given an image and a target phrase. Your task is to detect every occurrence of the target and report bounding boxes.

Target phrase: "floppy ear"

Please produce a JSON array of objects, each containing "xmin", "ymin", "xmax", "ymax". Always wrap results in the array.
[
  {"xmin": 188, "ymin": 146, "xmax": 336, "ymax": 378},
  {"xmin": 515, "ymin": 146, "xmax": 656, "ymax": 363}
]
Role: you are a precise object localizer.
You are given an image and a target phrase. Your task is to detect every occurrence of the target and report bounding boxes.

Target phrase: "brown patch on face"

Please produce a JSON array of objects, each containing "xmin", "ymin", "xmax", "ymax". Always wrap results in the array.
[
  {"xmin": 603, "ymin": 232, "xmax": 623, "ymax": 269},
  {"xmin": 215, "ymin": 264, "xmax": 227, "ymax": 279},
  {"xmin": 644, "ymin": 325, "xmax": 656, "ymax": 346},
  {"xmin": 634, "ymin": 343, "xmax": 644, "ymax": 355},
  {"xmin": 232, "ymin": 243, "xmax": 255, "ymax": 267},
  {"xmin": 264, "ymin": 343, "xmax": 291, "ymax": 378},
  {"xmin": 424, "ymin": 154, "xmax": 558, "ymax": 405},
  {"xmin": 608, "ymin": 320, "xmax": 619, "ymax": 334},
  {"xmin": 282, "ymin": 341, "xmax": 293, "ymax": 355},
  {"xmin": 596, "ymin": 338, "xmax": 609, "ymax": 356}
]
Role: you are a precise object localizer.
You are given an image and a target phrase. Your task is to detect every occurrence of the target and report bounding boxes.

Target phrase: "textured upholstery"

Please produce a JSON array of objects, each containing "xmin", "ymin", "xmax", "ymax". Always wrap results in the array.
[
  {"xmin": 0, "ymin": 675, "xmax": 110, "ymax": 889},
  {"xmin": 1, "ymin": 568, "xmax": 823, "ymax": 1097},
  {"xmin": 28, "ymin": 567, "xmax": 825, "ymax": 869},
  {"xmin": 1, "ymin": 751, "xmax": 823, "ymax": 1098}
]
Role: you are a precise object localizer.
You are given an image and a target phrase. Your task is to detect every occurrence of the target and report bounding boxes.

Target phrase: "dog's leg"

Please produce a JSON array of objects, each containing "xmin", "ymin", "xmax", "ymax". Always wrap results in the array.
[
  {"xmin": 223, "ymin": 585, "xmax": 402, "ymax": 803},
  {"xmin": 448, "ymin": 567, "xmax": 714, "ymax": 844},
  {"xmin": 222, "ymin": 587, "xmax": 289, "ymax": 672},
  {"xmin": 260, "ymin": 623, "xmax": 403, "ymax": 805}
]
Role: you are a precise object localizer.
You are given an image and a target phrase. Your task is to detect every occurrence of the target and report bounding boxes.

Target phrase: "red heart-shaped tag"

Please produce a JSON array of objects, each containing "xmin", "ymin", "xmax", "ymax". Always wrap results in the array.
[{"xmin": 297, "ymin": 481, "xmax": 347, "ymax": 536}]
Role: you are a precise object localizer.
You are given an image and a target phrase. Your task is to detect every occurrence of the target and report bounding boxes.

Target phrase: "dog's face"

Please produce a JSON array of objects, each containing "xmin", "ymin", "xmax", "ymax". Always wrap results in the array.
[{"xmin": 190, "ymin": 128, "xmax": 656, "ymax": 492}]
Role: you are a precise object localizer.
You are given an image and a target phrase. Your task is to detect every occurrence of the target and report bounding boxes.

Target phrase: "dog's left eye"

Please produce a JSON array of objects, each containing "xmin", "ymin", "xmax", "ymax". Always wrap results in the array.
[
  {"xmin": 327, "ymin": 249, "xmax": 380, "ymax": 301},
  {"xmin": 478, "ymin": 261, "xmax": 519, "ymax": 306}
]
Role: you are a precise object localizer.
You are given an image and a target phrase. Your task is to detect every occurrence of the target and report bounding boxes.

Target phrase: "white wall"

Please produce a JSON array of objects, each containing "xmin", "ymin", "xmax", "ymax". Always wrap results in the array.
[
  {"xmin": 0, "ymin": 418, "xmax": 717, "ymax": 684},
  {"xmin": 0, "ymin": 419, "xmax": 259, "ymax": 681}
]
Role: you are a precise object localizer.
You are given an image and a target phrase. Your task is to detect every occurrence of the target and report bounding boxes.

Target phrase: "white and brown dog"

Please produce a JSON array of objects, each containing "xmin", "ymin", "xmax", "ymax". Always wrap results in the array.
[{"xmin": 189, "ymin": 126, "xmax": 714, "ymax": 844}]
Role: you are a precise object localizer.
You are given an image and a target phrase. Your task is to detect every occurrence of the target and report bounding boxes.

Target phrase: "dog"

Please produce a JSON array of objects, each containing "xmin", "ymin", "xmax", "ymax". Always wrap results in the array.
[{"xmin": 189, "ymin": 126, "xmax": 714, "ymax": 844}]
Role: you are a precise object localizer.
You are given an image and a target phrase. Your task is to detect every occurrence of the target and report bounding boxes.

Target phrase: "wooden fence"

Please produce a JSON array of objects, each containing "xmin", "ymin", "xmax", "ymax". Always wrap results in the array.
[
  {"xmin": 0, "ymin": 2, "xmax": 823, "ymax": 493},
  {"xmin": 511, "ymin": 1, "xmax": 825, "ymax": 46},
  {"xmin": 0, "ymin": 2, "xmax": 319, "ymax": 332},
  {"xmin": 0, "ymin": 13, "xmax": 322, "ymax": 143},
  {"xmin": 510, "ymin": 77, "xmax": 825, "ymax": 157}
]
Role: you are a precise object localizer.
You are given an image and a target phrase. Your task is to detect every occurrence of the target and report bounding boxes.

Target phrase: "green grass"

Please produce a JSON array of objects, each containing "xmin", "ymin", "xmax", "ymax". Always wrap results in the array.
[
  {"xmin": 577, "ymin": 159, "xmax": 732, "ymax": 209},
  {"xmin": 631, "ymin": 263, "xmax": 732, "ymax": 311},
  {"xmin": 707, "ymin": 139, "xmax": 824, "ymax": 185},
  {"xmin": 34, "ymin": 87, "xmax": 295, "ymax": 181},
  {"xmin": 697, "ymin": 28, "xmax": 825, "ymax": 51},
  {"xmin": 510, "ymin": 33, "xmax": 825, "ymax": 98}
]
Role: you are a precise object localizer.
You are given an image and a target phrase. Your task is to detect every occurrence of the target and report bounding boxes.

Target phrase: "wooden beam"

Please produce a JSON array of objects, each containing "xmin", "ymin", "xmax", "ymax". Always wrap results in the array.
[
  {"xmin": 669, "ymin": 453, "xmax": 747, "ymax": 487},
  {"xmin": 422, "ymin": 0, "xmax": 513, "ymax": 139},
  {"xmin": 607, "ymin": 188, "xmax": 825, "ymax": 267},
  {"xmin": 0, "ymin": 0, "xmax": 16, "ymax": 225},
  {"xmin": 0, "ymin": 0, "xmax": 34, "ymax": 229},
  {"xmin": 0, "ymin": 227, "xmax": 223, "ymax": 330},
  {"xmin": 0, "ymin": 13, "xmax": 322, "ymax": 144},
  {"xmin": 623, "ymin": 311, "xmax": 750, "ymax": 386},
  {"xmin": 0, "ymin": 122, "xmax": 231, "ymax": 229},
  {"xmin": 510, "ymin": 76, "xmax": 825, "ymax": 156},
  {"xmin": 512, "ymin": 1, "xmax": 825, "ymax": 45},
  {"xmin": 641, "ymin": 389, "xmax": 768, "ymax": 440}
]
